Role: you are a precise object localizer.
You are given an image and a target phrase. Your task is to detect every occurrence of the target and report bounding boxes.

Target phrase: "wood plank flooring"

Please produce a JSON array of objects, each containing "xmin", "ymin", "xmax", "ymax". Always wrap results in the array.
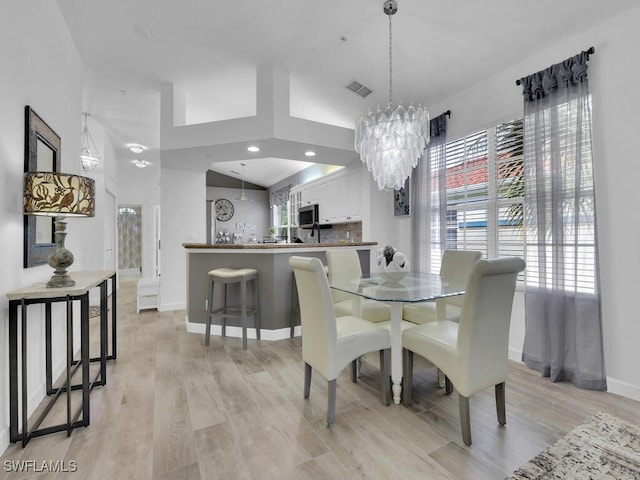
[{"xmin": 2, "ymin": 275, "xmax": 639, "ymax": 479}]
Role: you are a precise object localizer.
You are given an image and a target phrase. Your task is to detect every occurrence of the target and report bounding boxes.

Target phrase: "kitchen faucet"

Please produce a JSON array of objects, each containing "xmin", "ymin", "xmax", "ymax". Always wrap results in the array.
[{"xmin": 310, "ymin": 222, "xmax": 320, "ymax": 243}]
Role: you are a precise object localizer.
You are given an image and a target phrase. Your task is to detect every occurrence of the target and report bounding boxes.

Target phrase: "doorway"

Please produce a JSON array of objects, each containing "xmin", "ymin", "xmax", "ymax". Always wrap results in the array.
[{"xmin": 117, "ymin": 205, "xmax": 142, "ymax": 275}]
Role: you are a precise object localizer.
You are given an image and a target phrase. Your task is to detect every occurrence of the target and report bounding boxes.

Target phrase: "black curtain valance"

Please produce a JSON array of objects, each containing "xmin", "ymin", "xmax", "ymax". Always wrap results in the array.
[
  {"xmin": 517, "ymin": 47, "xmax": 594, "ymax": 102},
  {"xmin": 430, "ymin": 110, "xmax": 450, "ymax": 138}
]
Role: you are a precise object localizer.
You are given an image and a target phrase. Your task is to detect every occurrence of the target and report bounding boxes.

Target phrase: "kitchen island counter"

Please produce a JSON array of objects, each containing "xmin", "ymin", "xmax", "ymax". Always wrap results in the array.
[
  {"xmin": 183, "ymin": 241, "xmax": 377, "ymax": 250},
  {"xmin": 183, "ymin": 242, "xmax": 376, "ymax": 340}
]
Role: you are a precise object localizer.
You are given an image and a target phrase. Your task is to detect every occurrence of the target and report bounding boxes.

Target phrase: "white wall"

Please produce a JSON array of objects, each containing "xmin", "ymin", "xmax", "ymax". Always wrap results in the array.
[
  {"xmin": 382, "ymin": 5, "xmax": 640, "ymax": 400},
  {"xmin": 206, "ymin": 187, "xmax": 269, "ymax": 242},
  {"xmin": 159, "ymin": 168, "xmax": 206, "ymax": 311},
  {"xmin": 0, "ymin": 1, "xmax": 84, "ymax": 451}
]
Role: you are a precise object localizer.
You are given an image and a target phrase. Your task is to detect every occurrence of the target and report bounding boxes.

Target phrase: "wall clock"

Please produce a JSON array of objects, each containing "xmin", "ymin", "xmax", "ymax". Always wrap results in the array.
[{"xmin": 215, "ymin": 198, "xmax": 234, "ymax": 221}]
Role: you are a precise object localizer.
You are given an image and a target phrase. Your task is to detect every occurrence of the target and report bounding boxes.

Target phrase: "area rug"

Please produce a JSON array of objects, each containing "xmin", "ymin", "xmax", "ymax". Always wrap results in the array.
[{"xmin": 507, "ymin": 411, "xmax": 640, "ymax": 479}]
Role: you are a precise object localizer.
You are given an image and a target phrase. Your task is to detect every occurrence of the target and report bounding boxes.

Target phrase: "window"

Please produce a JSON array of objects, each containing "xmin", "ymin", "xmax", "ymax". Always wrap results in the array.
[
  {"xmin": 432, "ymin": 119, "xmax": 524, "ymax": 282},
  {"xmin": 523, "ymin": 96, "xmax": 596, "ymax": 294},
  {"xmin": 271, "ymin": 201, "xmax": 297, "ymax": 242}
]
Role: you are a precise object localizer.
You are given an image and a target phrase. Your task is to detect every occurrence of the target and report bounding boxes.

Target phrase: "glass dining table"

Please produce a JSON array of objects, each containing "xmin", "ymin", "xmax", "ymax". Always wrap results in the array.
[{"xmin": 329, "ymin": 272, "xmax": 465, "ymax": 405}]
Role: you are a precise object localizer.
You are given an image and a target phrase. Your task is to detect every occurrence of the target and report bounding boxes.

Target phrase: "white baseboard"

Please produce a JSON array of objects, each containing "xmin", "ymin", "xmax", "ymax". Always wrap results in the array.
[
  {"xmin": 158, "ymin": 302, "xmax": 186, "ymax": 312},
  {"xmin": 508, "ymin": 347, "xmax": 523, "ymax": 363},
  {"xmin": 606, "ymin": 377, "xmax": 640, "ymax": 402},
  {"xmin": 184, "ymin": 316, "xmax": 299, "ymax": 341}
]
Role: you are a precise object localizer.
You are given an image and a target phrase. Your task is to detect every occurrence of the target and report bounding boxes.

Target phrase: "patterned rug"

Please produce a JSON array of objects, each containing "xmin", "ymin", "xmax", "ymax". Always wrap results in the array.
[{"xmin": 507, "ymin": 412, "xmax": 640, "ymax": 479}]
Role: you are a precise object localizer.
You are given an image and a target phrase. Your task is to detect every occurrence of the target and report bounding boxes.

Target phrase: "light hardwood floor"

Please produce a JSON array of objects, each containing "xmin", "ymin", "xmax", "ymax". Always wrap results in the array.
[{"xmin": 2, "ymin": 276, "xmax": 639, "ymax": 479}]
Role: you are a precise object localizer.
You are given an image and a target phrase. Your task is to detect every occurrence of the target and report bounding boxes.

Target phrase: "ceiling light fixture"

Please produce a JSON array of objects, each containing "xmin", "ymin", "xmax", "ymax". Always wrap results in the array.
[
  {"xmin": 247, "ymin": 146, "xmax": 260, "ymax": 153},
  {"xmin": 129, "ymin": 144, "xmax": 145, "ymax": 154},
  {"xmin": 132, "ymin": 159, "xmax": 150, "ymax": 168},
  {"xmin": 354, "ymin": 0, "xmax": 429, "ymax": 191},
  {"xmin": 80, "ymin": 113, "xmax": 101, "ymax": 172},
  {"xmin": 304, "ymin": 151, "xmax": 316, "ymax": 157},
  {"xmin": 234, "ymin": 163, "xmax": 253, "ymax": 201}
]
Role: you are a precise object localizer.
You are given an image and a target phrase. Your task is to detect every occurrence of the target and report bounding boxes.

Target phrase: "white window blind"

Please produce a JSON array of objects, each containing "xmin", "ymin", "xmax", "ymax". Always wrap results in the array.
[
  {"xmin": 434, "ymin": 119, "xmax": 525, "ymax": 284},
  {"xmin": 524, "ymin": 96, "xmax": 596, "ymax": 294}
]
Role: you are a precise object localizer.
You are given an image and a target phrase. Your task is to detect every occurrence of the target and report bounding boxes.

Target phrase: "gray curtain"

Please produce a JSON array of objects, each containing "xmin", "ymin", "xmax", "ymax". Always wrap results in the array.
[
  {"xmin": 520, "ymin": 51, "xmax": 606, "ymax": 390},
  {"xmin": 411, "ymin": 113, "xmax": 448, "ymax": 273}
]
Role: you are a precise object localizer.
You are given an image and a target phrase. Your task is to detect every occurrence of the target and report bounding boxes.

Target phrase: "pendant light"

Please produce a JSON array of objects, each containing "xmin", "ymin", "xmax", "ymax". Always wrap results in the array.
[
  {"xmin": 80, "ymin": 113, "xmax": 101, "ymax": 172},
  {"xmin": 234, "ymin": 163, "xmax": 254, "ymax": 202}
]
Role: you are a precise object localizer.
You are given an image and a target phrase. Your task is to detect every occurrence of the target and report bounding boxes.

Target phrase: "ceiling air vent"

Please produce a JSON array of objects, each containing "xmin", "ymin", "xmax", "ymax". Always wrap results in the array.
[{"xmin": 346, "ymin": 81, "xmax": 372, "ymax": 98}]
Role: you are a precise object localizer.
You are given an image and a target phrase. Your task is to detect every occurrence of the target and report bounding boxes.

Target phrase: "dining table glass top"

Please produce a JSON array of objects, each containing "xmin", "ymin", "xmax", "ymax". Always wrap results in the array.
[{"xmin": 329, "ymin": 272, "xmax": 466, "ymax": 303}]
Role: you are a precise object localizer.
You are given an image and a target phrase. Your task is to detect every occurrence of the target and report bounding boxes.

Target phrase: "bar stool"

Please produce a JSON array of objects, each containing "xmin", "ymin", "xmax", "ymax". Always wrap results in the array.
[{"xmin": 206, "ymin": 268, "xmax": 260, "ymax": 350}]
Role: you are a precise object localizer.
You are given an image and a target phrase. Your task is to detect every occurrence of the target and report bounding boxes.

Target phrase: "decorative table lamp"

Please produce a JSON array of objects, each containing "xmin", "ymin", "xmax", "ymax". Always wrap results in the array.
[{"xmin": 23, "ymin": 172, "xmax": 95, "ymax": 287}]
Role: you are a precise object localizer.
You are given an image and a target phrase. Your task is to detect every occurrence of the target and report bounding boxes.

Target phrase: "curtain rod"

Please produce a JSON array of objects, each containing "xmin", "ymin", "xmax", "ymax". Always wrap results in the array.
[
  {"xmin": 515, "ymin": 46, "xmax": 595, "ymax": 86},
  {"xmin": 444, "ymin": 110, "xmax": 451, "ymax": 118}
]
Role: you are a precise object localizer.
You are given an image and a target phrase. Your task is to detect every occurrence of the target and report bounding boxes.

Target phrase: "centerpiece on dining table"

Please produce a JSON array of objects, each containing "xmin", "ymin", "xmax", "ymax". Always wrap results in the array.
[{"xmin": 376, "ymin": 245, "xmax": 409, "ymax": 283}]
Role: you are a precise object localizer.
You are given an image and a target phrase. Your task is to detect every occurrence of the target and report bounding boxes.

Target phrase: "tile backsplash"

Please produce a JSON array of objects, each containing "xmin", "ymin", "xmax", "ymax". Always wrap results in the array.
[{"xmin": 301, "ymin": 222, "xmax": 362, "ymax": 243}]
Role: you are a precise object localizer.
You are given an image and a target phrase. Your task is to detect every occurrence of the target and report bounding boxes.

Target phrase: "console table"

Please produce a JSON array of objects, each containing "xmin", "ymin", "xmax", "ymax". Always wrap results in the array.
[{"xmin": 6, "ymin": 270, "xmax": 116, "ymax": 447}]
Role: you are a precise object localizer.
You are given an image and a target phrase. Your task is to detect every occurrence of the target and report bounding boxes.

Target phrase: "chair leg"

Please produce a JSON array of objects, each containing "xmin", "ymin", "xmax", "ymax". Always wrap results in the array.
[
  {"xmin": 380, "ymin": 349, "xmax": 391, "ymax": 406},
  {"xmin": 445, "ymin": 375, "xmax": 453, "ymax": 395},
  {"xmin": 327, "ymin": 379, "xmax": 337, "ymax": 426},
  {"xmin": 253, "ymin": 277, "xmax": 260, "ymax": 340},
  {"xmin": 221, "ymin": 284, "xmax": 228, "ymax": 337},
  {"xmin": 458, "ymin": 394, "xmax": 472, "ymax": 446},
  {"xmin": 289, "ymin": 275, "xmax": 297, "ymax": 338},
  {"xmin": 241, "ymin": 279, "xmax": 247, "ymax": 350},
  {"xmin": 495, "ymin": 382, "xmax": 506, "ymax": 425},
  {"xmin": 350, "ymin": 360, "xmax": 358, "ymax": 383},
  {"xmin": 402, "ymin": 348, "xmax": 413, "ymax": 406},
  {"xmin": 303, "ymin": 363, "xmax": 312, "ymax": 398},
  {"xmin": 205, "ymin": 280, "xmax": 214, "ymax": 346}
]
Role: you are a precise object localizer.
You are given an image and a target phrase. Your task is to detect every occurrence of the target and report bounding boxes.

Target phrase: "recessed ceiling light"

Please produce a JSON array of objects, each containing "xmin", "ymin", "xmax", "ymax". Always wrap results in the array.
[
  {"xmin": 129, "ymin": 144, "xmax": 145, "ymax": 154},
  {"xmin": 247, "ymin": 146, "xmax": 260, "ymax": 152},
  {"xmin": 304, "ymin": 151, "xmax": 316, "ymax": 157},
  {"xmin": 132, "ymin": 159, "xmax": 150, "ymax": 168}
]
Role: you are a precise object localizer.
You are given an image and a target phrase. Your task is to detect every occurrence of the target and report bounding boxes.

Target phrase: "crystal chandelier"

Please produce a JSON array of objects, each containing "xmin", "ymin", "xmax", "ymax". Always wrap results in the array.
[
  {"xmin": 80, "ymin": 113, "xmax": 100, "ymax": 172},
  {"xmin": 355, "ymin": 0, "xmax": 429, "ymax": 191}
]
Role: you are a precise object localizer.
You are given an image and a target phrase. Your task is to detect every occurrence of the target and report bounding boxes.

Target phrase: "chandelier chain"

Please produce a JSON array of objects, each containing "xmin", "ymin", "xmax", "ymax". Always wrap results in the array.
[{"xmin": 388, "ymin": 13, "xmax": 393, "ymax": 107}]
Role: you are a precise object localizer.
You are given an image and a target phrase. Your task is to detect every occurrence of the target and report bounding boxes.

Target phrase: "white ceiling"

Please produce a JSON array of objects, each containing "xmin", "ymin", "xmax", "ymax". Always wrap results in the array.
[{"xmin": 57, "ymin": 0, "xmax": 638, "ymax": 187}]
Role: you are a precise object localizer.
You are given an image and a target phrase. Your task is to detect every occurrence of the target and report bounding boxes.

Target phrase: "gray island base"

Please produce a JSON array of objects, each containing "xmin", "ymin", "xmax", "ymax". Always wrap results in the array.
[{"xmin": 183, "ymin": 242, "xmax": 375, "ymax": 341}]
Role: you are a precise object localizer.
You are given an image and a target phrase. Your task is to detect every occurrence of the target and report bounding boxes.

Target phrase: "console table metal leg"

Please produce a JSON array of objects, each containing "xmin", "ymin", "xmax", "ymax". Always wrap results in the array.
[
  {"xmin": 100, "ymin": 280, "xmax": 108, "ymax": 384},
  {"xmin": 45, "ymin": 303, "xmax": 53, "ymax": 395},
  {"xmin": 81, "ymin": 294, "xmax": 90, "ymax": 426},
  {"xmin": 66, "ymin": 297, "xmax": 72, "ymax": 436},
  {"xmin": 21, "ymin": 299, "xmax": 28, "ymax": 447},
  {"xmin": 8, "ymin": 301, "xmax": 18, "ymax": 443},
  {"xmin": 110, "ymin": 274, "xmax": 117, "ymax": 359}
]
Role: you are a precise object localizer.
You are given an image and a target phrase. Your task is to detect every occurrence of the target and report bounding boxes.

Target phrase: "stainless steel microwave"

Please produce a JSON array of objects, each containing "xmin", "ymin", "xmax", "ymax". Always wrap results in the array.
[{"xmin": 298, "ymin": 204, "xmax": 319, "ymax": 228}]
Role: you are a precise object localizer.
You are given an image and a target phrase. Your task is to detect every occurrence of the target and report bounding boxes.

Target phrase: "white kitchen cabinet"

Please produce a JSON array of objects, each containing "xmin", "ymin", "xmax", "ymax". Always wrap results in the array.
[
  {"xmin": 318, "ymin": 175, "xmax": 341, "ymax": 224},
  {"xmin": 344, "ymin": 168, "xmax": 362, "ymax": 222},
  {"xmin": 300, "ymin": 185, "xmax": 318, "ymax": 206},
  {"xmin": 290, "ymin": 166, "xmax": 363, "ymax": 226},
  {"xmin": 289, "ymin": 190, "xmax": 301, "ymax": 226}
]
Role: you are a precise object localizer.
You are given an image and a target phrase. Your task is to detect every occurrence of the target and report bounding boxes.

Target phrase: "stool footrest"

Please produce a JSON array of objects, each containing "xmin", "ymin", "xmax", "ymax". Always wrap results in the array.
[{"xmin": 211, "ymin": 307, "xmax": 257, "ymax": 318}]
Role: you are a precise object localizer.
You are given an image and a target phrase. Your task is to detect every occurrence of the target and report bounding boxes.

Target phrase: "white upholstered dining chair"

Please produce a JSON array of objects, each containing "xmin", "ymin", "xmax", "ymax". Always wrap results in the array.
[
  {"xmin": 289, "ymin": 255, "xmax": 391, "ymax": 426},
  {"xmin": 402, "ymin": 257, "xmax": 525, "ymax": 446},
  {"xmin": 326, "ymin": 249, "xmax": 391, "ymax": 322},
  {"xmin": 403, "ymin": 249, "xmax": 482, "ymax": 325}
]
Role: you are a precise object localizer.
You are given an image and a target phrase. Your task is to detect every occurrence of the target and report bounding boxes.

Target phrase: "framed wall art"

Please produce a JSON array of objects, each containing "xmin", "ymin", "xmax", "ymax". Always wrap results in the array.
[
  {"xmin": 24, "ymin": 105, "xmax": 61, "ymax": 267},
  {"xmin": 393, "ymin": 178, "xmax": 410, "ymax": 216}
]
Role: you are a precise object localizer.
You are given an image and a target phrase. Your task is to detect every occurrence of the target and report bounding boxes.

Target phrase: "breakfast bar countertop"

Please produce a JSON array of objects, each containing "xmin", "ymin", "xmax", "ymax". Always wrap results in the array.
[{"xmin": 183, "ymin": 242, "xmax": 377, "ymax": 250}]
